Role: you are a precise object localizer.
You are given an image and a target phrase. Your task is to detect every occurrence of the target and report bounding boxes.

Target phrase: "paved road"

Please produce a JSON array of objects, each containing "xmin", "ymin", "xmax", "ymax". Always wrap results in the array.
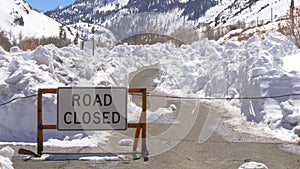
[{"xmin": 5, "ymin": 65, "xmax": 300, "ymax": 169}]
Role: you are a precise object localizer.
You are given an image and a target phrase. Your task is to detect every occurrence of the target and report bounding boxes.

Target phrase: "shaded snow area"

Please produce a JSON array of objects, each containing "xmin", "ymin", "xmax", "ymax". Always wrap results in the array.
[
  {"xmin": 0, "ymin": 31, "xmax": 300, "ymax": 146},
  {"xmin": 0, "ymin": 146, "xmax": 14, "ymax": 169}
]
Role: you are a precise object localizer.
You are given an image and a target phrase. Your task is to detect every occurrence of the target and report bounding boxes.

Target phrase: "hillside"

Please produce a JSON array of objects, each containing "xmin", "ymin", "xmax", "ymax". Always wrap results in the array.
[{"xmin": 203, "ymin": 0, "xmax": 299, "ymax": 27}]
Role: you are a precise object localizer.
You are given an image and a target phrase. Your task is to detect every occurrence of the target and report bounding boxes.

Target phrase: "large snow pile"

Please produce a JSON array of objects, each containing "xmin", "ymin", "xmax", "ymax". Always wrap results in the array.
[
  {"xmin": 0, "ymin": 31, "xmax": 300, "ymax": 144},
  {"xmin": 0, "ymin": 146, "xmax": 14, "ymax": 169},
  {"xmin": 154, "ymin": 32, "xmax": 300, "ymax": 142},
  {"xmin": 0, "ymin": 42, "xmax": 171, "ymax": 144}
]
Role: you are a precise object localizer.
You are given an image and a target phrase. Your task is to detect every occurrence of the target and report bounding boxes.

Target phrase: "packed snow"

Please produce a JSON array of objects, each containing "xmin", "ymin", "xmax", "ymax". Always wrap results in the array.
[{"xmin": 0, "ymin": 30, "xmax": 300, "ymax": 147}]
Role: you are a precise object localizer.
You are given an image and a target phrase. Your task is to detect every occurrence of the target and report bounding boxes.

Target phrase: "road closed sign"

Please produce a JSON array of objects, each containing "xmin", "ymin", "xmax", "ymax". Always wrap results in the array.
[{"xmin": 57, "ymin": 87, "xmax": 127, "ymax": 130}]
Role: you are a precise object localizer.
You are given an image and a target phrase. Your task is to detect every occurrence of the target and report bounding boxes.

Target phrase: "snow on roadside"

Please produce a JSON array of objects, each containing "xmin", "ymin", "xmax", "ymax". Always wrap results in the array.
[
  {"xmin": 0, "ymin": 146, "xmax": 14, "ymax": 169},
  {"xmin": 152, "ymin": 31, "xmax": 300, "ymax": 142},
  {"xmin": 28, "ymin": 153, "xmax": 125, "ymax": 161},
  {"xmin": 238, "ymin": 161, "xmax": 268, "ymax": 169}
]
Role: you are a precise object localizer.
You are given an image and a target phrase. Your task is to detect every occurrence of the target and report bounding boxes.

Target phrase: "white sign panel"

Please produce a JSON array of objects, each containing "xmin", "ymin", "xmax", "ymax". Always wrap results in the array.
[{"xmin": 57, "ymin": 87, "xmax": 127, "ymax": 130}]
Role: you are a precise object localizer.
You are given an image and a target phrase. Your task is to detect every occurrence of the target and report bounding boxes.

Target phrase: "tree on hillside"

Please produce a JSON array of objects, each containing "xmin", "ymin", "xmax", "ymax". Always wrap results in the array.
[
  {"xmin": 59, "ymin": 25, "xmax": 64, "ymax": 39},
  {"xmin": 279, "ymin": 6, "xmax": 300, "ymax": 48},
  {"xmin": 74, "ymin": 32, "xmax": 79, "ymax": 45},
  {"xmin": 14, "ymin": 16, "xmax": 24, "ymax": 26},
  {"xmin": 290, "ymin": 0, "xmax": 294, "ymax": 10},
  {"xmin": 63, "ymin": 31, "xmax": 67, "ymax": 40},
  {"xmin": 0, "ymin": 31, "xmax": 13, "ymax": 51},
  {"xmin": 91, "ymin": 26, "xmax": 95, "ymax": 34}
]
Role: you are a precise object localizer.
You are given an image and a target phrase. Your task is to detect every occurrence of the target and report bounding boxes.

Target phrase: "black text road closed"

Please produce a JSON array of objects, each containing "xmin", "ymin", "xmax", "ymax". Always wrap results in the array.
[{"xmin": 57, "ymin": 87, "xmax": 127, "ymax": 130}]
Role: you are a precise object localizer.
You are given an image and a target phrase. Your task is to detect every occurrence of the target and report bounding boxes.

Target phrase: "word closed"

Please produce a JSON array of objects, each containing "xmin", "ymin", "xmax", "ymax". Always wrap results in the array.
[{"xmin": 57, "ymin": 87, "xmax": 127, "ymax": 130}]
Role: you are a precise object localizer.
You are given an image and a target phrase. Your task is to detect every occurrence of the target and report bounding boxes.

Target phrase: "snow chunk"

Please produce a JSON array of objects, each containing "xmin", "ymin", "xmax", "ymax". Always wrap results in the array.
[
  {"xmin": 0, "ymin": 146, "xmax": 14, "ymax": 159},
  {"xmin": 72, "ymin": 133, "xmax": 83, "ymax": 140},
  {"xmin": 9, "ymin": 46, "xmax": 21, "ymax": 53},
  {"xmin": 293, "ymin": 126, "xmax": 300, "ymax": 137},
  {"xmin": 238, "ymin": 162, "xmax": 268, "ymax": 169},
  {"xmin": 30, "ymin": 46, "xmax": 51, "ymax": 65},
  {"xmin": 169, "ymin": 104, "xmax": 177, "ymax": 111},
  {"xmin": 118, "ymin": 139, "xmax": 133, "ymax": 146},
  {"xmin": 0, "ymin": 146, "xmax": 14, "ymax": 169},
  {"xmin": 4, "ymin": 71, "xmax": 24, "ymax": 85},
  {"xmin": 0, "ymin": 46, "xmax": 6, "ymax": 55},
  {"xmin": 7, "ymin": 60, "xmax": 21, "ymax": 73}
]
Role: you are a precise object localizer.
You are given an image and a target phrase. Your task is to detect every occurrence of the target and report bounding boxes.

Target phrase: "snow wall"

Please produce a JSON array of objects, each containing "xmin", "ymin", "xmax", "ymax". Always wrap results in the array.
[{"xmin": 0, "ymin": 31, "xmax": 300, "ymax": 142}]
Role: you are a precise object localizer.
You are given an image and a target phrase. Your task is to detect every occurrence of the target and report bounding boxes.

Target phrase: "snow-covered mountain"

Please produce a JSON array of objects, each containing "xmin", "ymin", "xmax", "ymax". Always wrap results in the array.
[
  {"xmin": 0, "ymin": 0, "xmax": 68, "ymax": 39},
  {"xmin": 43, "ymin": 0, "xmax": 300, "ymax": 45},
  {"xmin": 45, "ymin": 0, "xmax": 219, "ymax": 25},
  {"xmin": 46, "ymin": 0, "xmax": 298, "ymax": 30}
]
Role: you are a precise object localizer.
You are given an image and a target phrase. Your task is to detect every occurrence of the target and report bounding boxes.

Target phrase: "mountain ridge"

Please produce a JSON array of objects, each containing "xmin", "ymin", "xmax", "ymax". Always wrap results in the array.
[{"xmin": 45, "ymin": 0, "xmax": 219, "ymax": 25}]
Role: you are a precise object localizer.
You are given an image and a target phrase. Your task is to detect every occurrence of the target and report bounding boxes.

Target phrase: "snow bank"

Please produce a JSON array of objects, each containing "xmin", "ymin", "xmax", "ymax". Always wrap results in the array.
[
  {"xmin": 1, "ymin": 31, "xmax": 300, "ymax": 144},
  {"xmin": 0, "ymin": 146, "xmax": 14, "ymax": 169},
  {"xmin": 153, "ymin": 31, "xmax": 300, "ymax": 142}
]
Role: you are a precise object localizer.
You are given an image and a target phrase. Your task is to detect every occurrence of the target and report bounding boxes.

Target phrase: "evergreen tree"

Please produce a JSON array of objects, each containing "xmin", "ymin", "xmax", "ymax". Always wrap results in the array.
[
  {"xmin": 74, "ymin": 32, "xmax": 79, "ymax": 45},
  {"xmin": 91, "ymin": 26, "xmax": 96, "ymax": 34},
  {"xmin": 63, "ymin": 31, "xmax": 67, "ymax": 40},
  {"xmin": 290, "ymin": 0, "xmax": 295, "ymax": 10},
  {"xmin": 59, "ymin": 26, "xmax": 63, "ymax": 39}
]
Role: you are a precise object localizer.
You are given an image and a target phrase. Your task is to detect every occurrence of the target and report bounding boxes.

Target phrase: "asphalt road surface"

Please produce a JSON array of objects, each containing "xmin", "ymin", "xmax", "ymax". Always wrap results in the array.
[{"xmin": 4, "ymin": 65, "xmax": 300, "ymax": 169}]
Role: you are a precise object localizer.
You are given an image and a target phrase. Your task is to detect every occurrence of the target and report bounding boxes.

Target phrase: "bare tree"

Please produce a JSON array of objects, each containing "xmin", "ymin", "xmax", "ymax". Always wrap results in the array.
[{"xmin": 279, "ymin": 6, "xmax": 300, "ymax": 48}]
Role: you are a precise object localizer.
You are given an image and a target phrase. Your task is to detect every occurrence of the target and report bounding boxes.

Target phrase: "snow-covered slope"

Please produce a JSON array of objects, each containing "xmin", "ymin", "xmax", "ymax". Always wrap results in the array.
[
  {"xmin": 198, "ymin": 0, "xmax": 300, "ymax": 43},
  {"xmin": 0, "ymin": 0, "xmax": 67, "ymax": 39},
  {"xmin": 69, "ymin": 22, "xmax": 116, "ymax": 47}
]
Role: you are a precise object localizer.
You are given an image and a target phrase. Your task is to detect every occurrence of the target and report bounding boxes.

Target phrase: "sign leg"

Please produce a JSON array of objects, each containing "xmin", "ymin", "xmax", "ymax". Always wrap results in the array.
[
  {"xmin": 132, "ymin": 127, "xmax": 141, "ymax": 160},
  {"xmin": 37, "ymin": 89, "xmax": 43, "ymax": 155}
]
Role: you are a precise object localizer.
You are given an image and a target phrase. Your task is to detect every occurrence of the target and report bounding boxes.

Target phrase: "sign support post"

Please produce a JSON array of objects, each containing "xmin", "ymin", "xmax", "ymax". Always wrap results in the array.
[{"xmin": 37, "ymin": 89, "xmax": 43, "ymax": 155}]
